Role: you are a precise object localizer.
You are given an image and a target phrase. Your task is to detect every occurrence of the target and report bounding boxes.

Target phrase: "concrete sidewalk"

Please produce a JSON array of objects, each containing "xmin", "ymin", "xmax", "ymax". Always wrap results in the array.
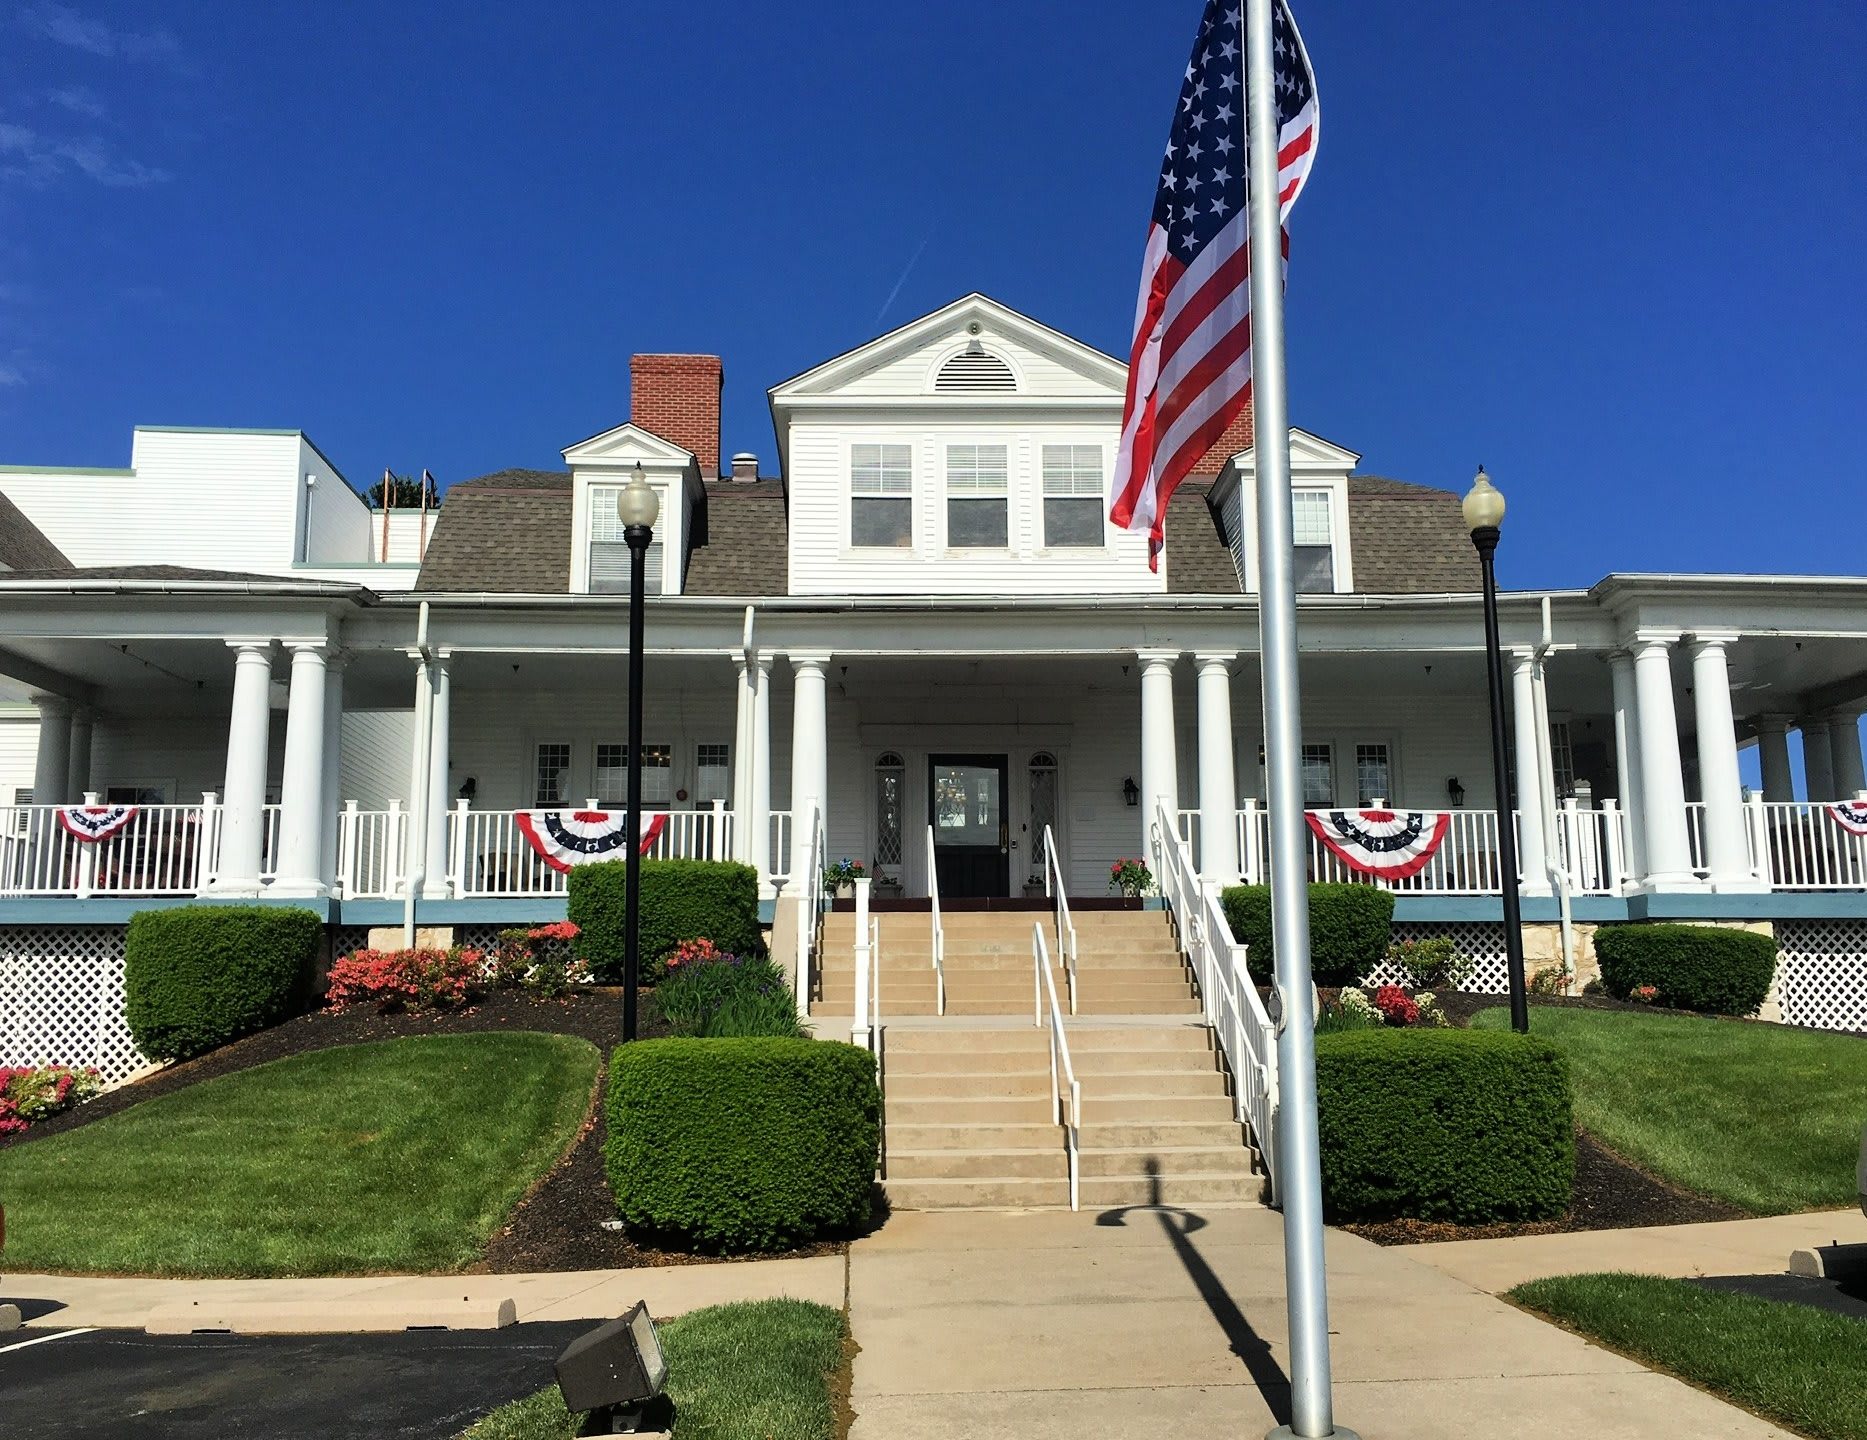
[
  {"xmin": 1, "ymin": 1254, "xmax": 845, "ymax": 1331},
  {"xmin": 1409, "ymin": 1209, "xmax": 1867, "ymax": 1293},
  {"xmin": 848, "ymin": 1208, "xmax": 1797, "ymax": 1439}
]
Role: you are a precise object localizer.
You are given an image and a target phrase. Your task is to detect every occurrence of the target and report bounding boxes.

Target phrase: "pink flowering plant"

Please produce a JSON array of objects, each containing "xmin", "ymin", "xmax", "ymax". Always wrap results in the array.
[
  {"xmin": 325, "ymin": 946, "xmax": 486, "ymax": 1013},
  {"xmin": 666, "ymin": 937, "xmax": 725, "ymax": 973},
  {"xmin": 0, "ymin": 1063, "xmax": 102, "ymax": 1139},
  {"xmin": 1109, "ymin": 857, "xmax": 1156, "ymax": 898},
  {"xmin": 1371, "ymin": 984, "xmax": 1420, "ymax": 1027},
  {"xmin": 1630, "ymin": 982, "xmax": 1660, "ymax": 1004}
]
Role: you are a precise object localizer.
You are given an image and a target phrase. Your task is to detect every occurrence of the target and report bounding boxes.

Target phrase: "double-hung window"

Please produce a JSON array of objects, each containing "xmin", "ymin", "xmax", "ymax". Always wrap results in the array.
[
  {"xmin": 695, "ymin": 743, "xmax": 731, "ymax": 804},
  {"xmin": 1041, "ymin": 445, "xmax": 1104, "ymax": 548},
  {"xmin": 945, "ymin": 443, "xmax": 1008, "ymax": 548},
  {"xmin": 588, "ymin": 485, "xmax": 663, "ymax": 594},
  {"xmin": 851, "ymin": 444, "xmax": 912, "ymax": 547},
  {"xmin": 534, "ymin": 743, "xmax": 572, "ymax": 807},
  {"xmin": 1291, "ymin": 490, "xmax": 1335, "ymax": 593},
  {"xmin": 595, "ymin": 743, "xmax": 672, "ymax": 807}
]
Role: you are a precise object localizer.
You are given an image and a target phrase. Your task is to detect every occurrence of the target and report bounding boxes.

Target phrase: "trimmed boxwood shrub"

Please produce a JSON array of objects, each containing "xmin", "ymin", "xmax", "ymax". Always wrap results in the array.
[
  {"xmin": 606, "ymin": 1037, "xmax": 880, "ymax": 1251},
  {"xmin": 1593, "ymin": 923, "xmax": 1777, "ymax": 1016},
  {"xmin": 1316, "ymin": 1029, "xmax": 1573, "ymax": 1223},
  {"xmin": 1222, "ymin": 883, "xmax": 1394, "ymax": 985},
  {"xmin": 124, "ymin": 905, "xmax": 321, "ymax": 1060},
  {"xmin": 568, "ymin": 858, "xmax": 761, "ymax": 983}
]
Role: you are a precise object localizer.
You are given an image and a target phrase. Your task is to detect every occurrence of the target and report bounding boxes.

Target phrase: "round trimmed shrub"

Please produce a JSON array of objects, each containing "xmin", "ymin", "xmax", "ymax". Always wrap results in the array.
[
  {"xmin": 1593, "ymin": 923, "xmax": 1777, "ymax": 1016},
  {"xmin": 1222, "ymin": 882, "xmax": 1395, "ymax": 985},
  {"xmin": 1316, "ymin": 1028, "xmax": 1574, "ymax": 1222},
  {"xmin": 569, "ymin": 858, "xmax": 761, "ymax": 983},
  {"xmin": 606, "ymin": 1037, "xmax": 880, "ymax": 1252},
  {"xmin": 124, "ymin": 905, "xmax": 321, "ymax": 1060}
]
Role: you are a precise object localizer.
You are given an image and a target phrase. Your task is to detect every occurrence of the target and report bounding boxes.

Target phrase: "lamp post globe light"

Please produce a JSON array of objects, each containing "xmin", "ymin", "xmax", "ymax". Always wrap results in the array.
[
  {"xmin": 1464, "ymin": 468, "xmax": 1530, "ymax": 1033},
  {"xmin": 618, "ymin": 463, "xmax": 660, "ymax": 1043}
]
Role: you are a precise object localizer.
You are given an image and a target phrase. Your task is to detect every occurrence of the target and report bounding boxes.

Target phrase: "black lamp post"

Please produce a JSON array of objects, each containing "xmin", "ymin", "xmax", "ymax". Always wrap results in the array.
[
  {"xmin": 1464, "ymin": 467, "xmax": 1530, "ymax": 1034},
  {"xmin": 617, "ymin": 462, "xmax": 660, "ymax": 1043}
]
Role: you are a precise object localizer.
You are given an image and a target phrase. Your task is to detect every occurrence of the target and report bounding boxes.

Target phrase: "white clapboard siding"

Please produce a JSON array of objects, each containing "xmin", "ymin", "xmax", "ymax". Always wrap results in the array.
[
  {"xmin": 835, "ymin": 331, "xmax": 1116, "ymax": 399},
  {"xmin": 340, "ymin": 710, "xmax": 416, "ymax": 810},
  {"xmin": 300, "ymin": 437, "xmax": 374, "ymax": 564}
]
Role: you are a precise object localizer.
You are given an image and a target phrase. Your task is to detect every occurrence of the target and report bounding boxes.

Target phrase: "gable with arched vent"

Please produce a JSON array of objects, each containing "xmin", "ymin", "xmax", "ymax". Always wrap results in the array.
[{"xmin": 932, "ymin": 346, "xmax": 1019, "ymax": 393}]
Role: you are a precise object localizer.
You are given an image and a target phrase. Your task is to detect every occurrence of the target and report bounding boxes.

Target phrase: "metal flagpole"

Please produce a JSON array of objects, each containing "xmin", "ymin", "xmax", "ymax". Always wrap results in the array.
[{"xmin": 1244, "ymin": 2, "xmax": 1351, "ymax": 1437}]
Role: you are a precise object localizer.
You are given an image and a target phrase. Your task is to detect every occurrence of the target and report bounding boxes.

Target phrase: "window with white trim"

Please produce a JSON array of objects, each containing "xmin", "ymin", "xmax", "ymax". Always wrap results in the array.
[
  {"xmin": 1041, "ymin": 445, "xmax": 1104, "ymax": 548},
  {"xmin": 1549, "ymin": 721, "xmax": 1576, "ymax": 798},
  {"xmin": 588, "ymin": 484, "xmax": 663, "ymax": 595},
  {"xmin": 534, "ymin": 743, "xmax": 571, "ymax": 807},
  {"xmin": 1301, "ymin": 743, "xmax": 1334, "ymax": 807},
  {"xmin": 945, "ymin": 443, "xmax": 1008, "ymax": 548},
  {"xmin": 851, "ymin": 443, "xmax": 912, "ymax": 547},
  {"xmin": 1291, "ymin": 490, "xmax": 1335, "ymax": 593},
  {"xmin": 695, "ymin": 743, "xmax": 730, "ymax": 804},
  {"xmin": 595, "ymin": 743, "xmax": 672, "ymax": 807},
  {"xmin": 1355, "ymin": 744, "xmax": 1392, "ymax": 805}
]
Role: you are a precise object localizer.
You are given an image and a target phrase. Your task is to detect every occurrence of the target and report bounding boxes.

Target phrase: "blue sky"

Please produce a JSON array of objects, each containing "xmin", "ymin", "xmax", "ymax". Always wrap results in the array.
[{"xmin": 2, "ymin": 1, "xmax": 1864, "ymax": 591}]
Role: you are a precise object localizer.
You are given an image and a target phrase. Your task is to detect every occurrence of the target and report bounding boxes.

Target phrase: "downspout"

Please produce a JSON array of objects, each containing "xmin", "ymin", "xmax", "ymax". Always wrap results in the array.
[
  {"xmin": 1530, "ymin": 594, "xmax": 1577, "ymax": 989},
  {"xmin": 402, "ymin": 601, "xmax": 434, "ymax": 947}
]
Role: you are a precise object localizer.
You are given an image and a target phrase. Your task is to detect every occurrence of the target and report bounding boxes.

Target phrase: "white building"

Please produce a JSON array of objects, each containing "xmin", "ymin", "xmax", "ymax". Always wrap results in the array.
[{"xmin": 3, "ymin": 293, "xmax": 1866, "ymax": 1077}]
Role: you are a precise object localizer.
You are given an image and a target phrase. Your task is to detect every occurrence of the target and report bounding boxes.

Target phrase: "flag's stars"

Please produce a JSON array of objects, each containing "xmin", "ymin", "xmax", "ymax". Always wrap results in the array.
[
  {"xmin": 1188, "ymin": 109, "xmax": 1206, "ymax": 131},
  {"xmin": 1219, "ymin": 70, "xmax": 1238, "ymax": 92},
  {"xmin": 1210, "ymin": 192, "xmax": 1231, "ymax": 217},
  {"xmin": 1218, "ymin": 38, "xmax": 1238, "ymax": 62},
  {"xmin": 1214, "ymin": 134, "xmax": 1233, "ymax": 156},
  {"xmin": 1186, "ymin": 139, "xmax": 1203, "ymax": 163},
  {"xmin": 1215, "ymin": 101, "xmax": 1234, "ymax": 125}
]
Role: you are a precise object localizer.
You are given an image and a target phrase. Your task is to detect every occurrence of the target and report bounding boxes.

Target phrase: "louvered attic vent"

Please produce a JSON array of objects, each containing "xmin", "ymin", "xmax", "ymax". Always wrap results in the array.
[{"xmin": 934, "ymin": 348, "xmax": 1017, "ymax": 392}]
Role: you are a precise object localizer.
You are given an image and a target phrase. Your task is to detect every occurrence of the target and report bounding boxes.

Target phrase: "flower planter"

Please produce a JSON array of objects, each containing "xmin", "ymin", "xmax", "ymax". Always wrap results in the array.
[{"xmin": 835, "ymin": 883, "xmax": 855, "ymax": 900}]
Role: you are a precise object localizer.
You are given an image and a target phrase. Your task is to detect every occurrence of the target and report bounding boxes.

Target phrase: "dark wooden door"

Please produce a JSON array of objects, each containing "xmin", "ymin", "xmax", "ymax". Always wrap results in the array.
[{"xmin": 929, "ymin": 754, "xmax": 1009, "ymax": 899}]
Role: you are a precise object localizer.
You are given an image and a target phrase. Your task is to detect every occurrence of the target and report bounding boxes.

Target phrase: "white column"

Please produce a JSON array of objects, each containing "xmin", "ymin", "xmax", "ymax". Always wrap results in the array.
[
  {"xmin": 788, "ymin": 654, "xmax": 829, "ymax": 887},
  {"xmin": 320, "ymin": 653, "xmax": 346, "ymax": 890},
  {"xmin": 212, "ymin": 642, "xmax": 275, "ymax": 894},
  {"xmin": 422, "ymin": 653, "xmax": 452, "ymax": 898},
  {"xmin": 1138, "ymin": 650, "xmax": 1180, "ymax": 856},
  {"xmin": 30, "ymin": 695, "xmax": 72, "ymax": 805},
  {"xmin": 732, "ymin": 656, "xmax": 754, "ymax": 864},
  {"xmin": 1510, "ymin": 651, "xmax": 1552, "ymax": 897},
  {"xmin": 1688, "ymin": 635, "xmax": 1755, "ymax": 890},
  {"xmin": 272, "ymin": 644, "xmax": 330, "ymax": 897},
  {"xmin": 1800, "ymin": 718, "xmax": 1835, "ymax": 801},
  {"xmin": 751, "ymin": 655, "xmax": 772, "ymax": 877},
  {"xmin": 1631, "ymin": 632, "xmax": 1697, "ymax": 888},
  {"xmin": 1829, "ymin": 711, "xmax": 1866, "ymax": 798},
  {"xmin": 1194, "ymin": 654, "xmax": 1240, "ymax": 883},
  {"xmin": 1608, "ymin": 651, "xmax": 1646, "ymax": 887},
  {"xmin": 65, "ymin": 710, "xmax": 93, "ymax": 802},
  {"xmin": 1754, "ymin": 715, "xmax": 1795, "ymax": 803}
]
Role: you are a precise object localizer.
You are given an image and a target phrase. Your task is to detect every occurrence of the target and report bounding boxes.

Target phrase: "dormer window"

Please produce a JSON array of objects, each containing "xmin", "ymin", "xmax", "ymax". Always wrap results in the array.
[
  {"xmin": 851, "ymin": 443, "xmax": 912, "ymax": 547},
  {"xmin": 588, "ymin": 483, "xmax": 663, "ymax": 593},
  {"xmin": 1291, "ymin": 489, "xmax": 1336, "ymax": 593},
  {"xmin": 934, "ymin": 347, "xmax": 1017, "ymax": 392},
  {"xmin": 945, "ymin": 444, "xmax": 1008, "ymax": 548}
]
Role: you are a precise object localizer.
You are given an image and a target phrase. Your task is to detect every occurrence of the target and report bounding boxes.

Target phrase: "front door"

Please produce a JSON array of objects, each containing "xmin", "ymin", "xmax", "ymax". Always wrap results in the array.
[{"xmin": 929, "ymin": 754, "xmax": 1009, "ymax": 899}]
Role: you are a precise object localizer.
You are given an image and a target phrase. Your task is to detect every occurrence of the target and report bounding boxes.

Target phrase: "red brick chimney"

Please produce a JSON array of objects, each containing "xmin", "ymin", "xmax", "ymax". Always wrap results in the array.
[
  {"xmin": 630, "ymin": 354, "xmax": 723, "ymax": 476},
  {"xmin": 1192, "ymin": 406, "xmax": 1255, "ymax": 475}
]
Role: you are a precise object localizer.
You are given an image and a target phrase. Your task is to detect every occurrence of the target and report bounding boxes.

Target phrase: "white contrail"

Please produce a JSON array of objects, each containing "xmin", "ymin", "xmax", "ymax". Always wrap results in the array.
[{"xmin": 875, "ymin": 238, "xmax": 929, "ymax": 325}]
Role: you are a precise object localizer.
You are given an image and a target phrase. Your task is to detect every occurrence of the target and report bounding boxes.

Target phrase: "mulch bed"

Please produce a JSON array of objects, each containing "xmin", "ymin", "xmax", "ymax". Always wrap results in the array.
[
  {"xmin": 7, "ymin": 988, "xmax": 849, "ymax": 1275},
  {"xmin": 1342, "ymin": 989, "xmax": 1748, "ymax": 1245}
]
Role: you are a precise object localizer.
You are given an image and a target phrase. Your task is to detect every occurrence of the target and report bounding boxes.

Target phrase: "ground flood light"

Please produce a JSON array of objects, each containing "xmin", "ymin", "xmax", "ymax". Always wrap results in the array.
[{"xmin": 555, "ymin": 1300, "xmax": 672, "ymax": 1435}]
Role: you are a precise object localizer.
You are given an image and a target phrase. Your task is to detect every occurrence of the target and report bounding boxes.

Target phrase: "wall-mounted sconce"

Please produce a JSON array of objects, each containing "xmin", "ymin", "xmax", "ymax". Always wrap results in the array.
[
  {"xmin": 1121, "ymin": 777, "xmax": 1140, "ymax": 808},
  {"xmin": 1446, "ymin": 776, "xmax": 1465, "ymax": 809}
]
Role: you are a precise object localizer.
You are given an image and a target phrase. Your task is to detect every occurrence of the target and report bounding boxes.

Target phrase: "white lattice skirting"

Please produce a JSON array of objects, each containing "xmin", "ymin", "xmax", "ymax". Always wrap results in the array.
[
  {"xmin": 1367, "ymin": 922, "xmax": 1512, "ymax": 995},
  {"xmin": 0, "ymin": 925, "xmax": 152, "ymax": 1085},
  {"xmin": 1775, "ymin": 920, "xmax": 1867, "ymax": 1033}
]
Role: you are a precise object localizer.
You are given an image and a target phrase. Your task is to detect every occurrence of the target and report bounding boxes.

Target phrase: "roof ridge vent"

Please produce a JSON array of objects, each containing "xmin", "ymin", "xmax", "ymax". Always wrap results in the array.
[{"xmin": 934, "ymin": 345, "xmax": 1017, "ymax": 393}]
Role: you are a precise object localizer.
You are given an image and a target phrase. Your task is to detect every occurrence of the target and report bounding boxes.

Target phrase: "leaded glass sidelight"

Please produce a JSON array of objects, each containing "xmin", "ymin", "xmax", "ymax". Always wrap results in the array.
[
  {"xmin": 874, "ymin": 751, "xmax": 905, "ymax": 870},
  {"xmin": 1028, "ymin": 751, "xmax": 1059, "ymax": 879}
]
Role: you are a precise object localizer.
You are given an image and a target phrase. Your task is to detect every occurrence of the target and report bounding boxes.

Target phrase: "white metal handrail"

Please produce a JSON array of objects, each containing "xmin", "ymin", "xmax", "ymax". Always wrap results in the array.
[
  {"xmin": 851, "ymin": 878, "xmax": 881, "ymax": 1051},
  {"xmin": 1154, "ymin": 800, "xmax": 1279, "ymax": 1200},
  {"xmin": 1041, "ymin": 823, "xmax": 1077, "ymax": 1013},
  {"xmin": 924, "ymin": 824, "xmax": 947, "ymax": 1016},
  {"xmin": 338, "ymin": 801, "xmax": 408, "ymax": 899},
  {"xmin": 795, "ymin": 806, "xmax": 825, "ymax": 1020},
  {"xmin": 1032, "ymin": 923, "xmax": 1081, "ymax": 1212}
]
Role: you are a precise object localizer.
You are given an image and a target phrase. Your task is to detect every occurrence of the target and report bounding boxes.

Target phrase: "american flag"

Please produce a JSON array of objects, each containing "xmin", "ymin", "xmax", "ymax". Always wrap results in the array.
[{"xmin": 1108, "ymin": 0, "xmax": 1318, "ymax": 570}]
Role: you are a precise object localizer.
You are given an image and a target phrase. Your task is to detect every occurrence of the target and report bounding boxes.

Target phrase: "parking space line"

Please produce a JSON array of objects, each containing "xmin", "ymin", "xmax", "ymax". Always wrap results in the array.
[{"xmin": 0, "ymin": 1327, "xmax": 99, "ymax": 1355}]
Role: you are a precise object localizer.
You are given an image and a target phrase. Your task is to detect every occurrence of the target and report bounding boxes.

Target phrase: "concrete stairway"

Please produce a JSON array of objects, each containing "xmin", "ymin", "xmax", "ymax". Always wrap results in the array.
[{"xmin": 811, "ymin": 907, "xmax": 1264, "ymax": 1211}]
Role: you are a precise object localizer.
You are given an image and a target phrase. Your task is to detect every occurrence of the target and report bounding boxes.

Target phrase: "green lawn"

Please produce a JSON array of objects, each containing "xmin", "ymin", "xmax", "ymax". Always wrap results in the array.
[
  {"xmin": 1512, "ymin": 1273, "xmax": 1867, "ymax": 1440},
  {"xmin": 0, "ymin": 1032, "xmax": 598, "ymax": 1276},
  {"xmin": 1470, "ymin": 1005, "xmax": 1867, "ymax": 1212},
  {"xmin": 460, "ymin": 1299, "xmax": 847, "ymax": 1440}
]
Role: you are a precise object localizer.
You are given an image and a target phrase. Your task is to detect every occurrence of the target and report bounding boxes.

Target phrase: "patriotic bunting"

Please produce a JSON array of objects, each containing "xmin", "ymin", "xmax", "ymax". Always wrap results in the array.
[
  {"xmin": 515, "ymin": 810, "xmax": 668, "ymax": 873},
  {"xmin": 1306, "ymin": 809, "xmax": 1450, "ymax": 881},
  {"xmin": 1827, "ymin": 802, "xmax": 1867, "ymax": 837},
  {"xmin": 56, "ymin": 805, "xmax": 139, "ymax": 843}
]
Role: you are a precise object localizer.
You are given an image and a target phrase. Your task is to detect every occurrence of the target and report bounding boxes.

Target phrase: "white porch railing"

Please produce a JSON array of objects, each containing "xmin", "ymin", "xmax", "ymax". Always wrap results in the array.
[
  {"xmin": 925, "ymin": 824, "xmax": 947, "ymax": 1016},
  {"xmin": 1231, "ymin": 802, "xmax": 1629, "ymax": 897},
  {"xmin": 1153, "ymin": 800, "xmax": 1278, "ymax": 1200},
  {"xmin": 0, "ymin": 804, "xmax": 215, "ymax": 897},
  {"xmin": 338, "ymin": 801, "xmax": 408, "ymax": 899},
  {"xmin": 769, "ymin": 810, "xmax": 793, "ymax": 886},
  {"xmin": 1755, "ymin": 801, "xmax": 1867, "ymax": 890},
  {"xmin": 1041, "ymin": 823, "xmax": 1077, "ymax": 1013},
  {"xmin": 1032, "ymin": 922, "xmax": 1081, "ymax": 1212}
]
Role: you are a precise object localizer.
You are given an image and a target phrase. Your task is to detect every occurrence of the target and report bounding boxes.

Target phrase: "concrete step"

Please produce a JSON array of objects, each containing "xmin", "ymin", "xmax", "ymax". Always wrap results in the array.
[
  {"xmin": 885, "ymin": 1096, "xmax": 1057, "ymax": 1125},
  {"xmin": 885, "ymin": 1045, "xmax": 1217, "ymax": 1077},
  {"xmin": 1077, "ymin": 1145, "xmax": 1255, "ymax": 1178},
  {"xmin": 886, "ymin": 1121, "xmax": 1062, "ymax": 1150},
  {"xmin": 1076, "ymin": 1119, "xmax": 1248, "ymax": 1148},
  {"xmin": 886, "ymin": 1147, "xmax": 1070, "ymax": 1181},
  {"xmin": 880, "ymin": 1025, "xmax": 1213, "ymax": 1055},
  {"xmin": 940, "ymin": 996, "xmax": 1201, "ymax": 1017},
  {"xmin": 1079, "ymin": 1094, "xmax": 1238, "ymax": 1123},
  {"xmin": 824, "ymin": 950, "xmax": 1189, "ymax": 969},
  {"xmin": 1076, "ymin": 1172, "xmax": 1266, "ymax": 1206},
  {"xmin": 883, "ymin": 1176, "xmax": 1072, "ymax": 1210},
  {"xmin": 883, "ymin": 1170, "xmax": 1263, "ymax": 1211},
  {"xmin": 884, "ymin": 1073, "xmax": 1056, "ymax": 1101}
]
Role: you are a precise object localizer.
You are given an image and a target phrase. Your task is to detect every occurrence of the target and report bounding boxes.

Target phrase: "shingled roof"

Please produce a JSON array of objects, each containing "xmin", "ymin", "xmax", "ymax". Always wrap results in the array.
[
  {"xmin": 0, "ymin": 491, "xmax": 71, "ymax": 572},
  {"xmin": 1345, "ymin": 476, "xmax": 1475, "ymax": 593},
  {"xmin": 415, "ymin": 469, "xmax": 574, "ymax": 593},
  {"xmin": 685, "ymin": 480, "xmax": 788, "ymax": 595}
]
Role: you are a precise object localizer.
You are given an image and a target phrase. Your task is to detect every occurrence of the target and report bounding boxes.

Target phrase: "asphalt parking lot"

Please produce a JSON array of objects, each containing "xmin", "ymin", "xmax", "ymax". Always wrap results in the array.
[{"xmin": 0, "ymin": 1321, "xmax": 590, "ymax": 1440}]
